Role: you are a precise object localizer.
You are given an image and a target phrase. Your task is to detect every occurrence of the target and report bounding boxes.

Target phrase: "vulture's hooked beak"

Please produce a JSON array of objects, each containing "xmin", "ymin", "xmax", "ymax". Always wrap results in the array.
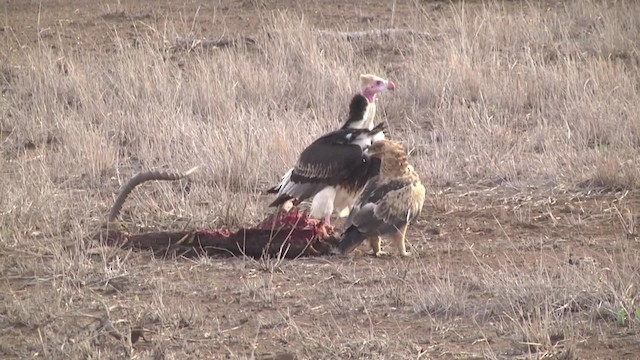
[{"xmin": 386, "ymin": 80, "xmax": 396, "ymax": 91}]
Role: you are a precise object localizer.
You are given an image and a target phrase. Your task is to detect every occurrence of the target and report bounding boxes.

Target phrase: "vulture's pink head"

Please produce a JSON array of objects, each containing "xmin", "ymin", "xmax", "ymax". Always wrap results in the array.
[{"xmin": 360, "ymin": 74, "xmax": 395, "ymax": 102}]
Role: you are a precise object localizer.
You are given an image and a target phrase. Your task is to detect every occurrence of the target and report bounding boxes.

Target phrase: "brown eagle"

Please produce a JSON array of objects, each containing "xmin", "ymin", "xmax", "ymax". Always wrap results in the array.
[
  {"xmin": 268, "ymin": 123, "xmax": 387, "ymax": 227},
  {"xmin": 336, "ymin": 140, "xmax": 426, "ymax": 257}
]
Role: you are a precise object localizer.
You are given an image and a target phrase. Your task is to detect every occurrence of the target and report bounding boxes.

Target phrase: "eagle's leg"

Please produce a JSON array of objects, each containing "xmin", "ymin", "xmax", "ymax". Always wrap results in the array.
[
  {"xmin": 392, "ymin": 224, "xmax": 411, "ymax": 257},
  {"xmin": 367, "ymin": 236, "xmax": 387, "ymax": 257}
]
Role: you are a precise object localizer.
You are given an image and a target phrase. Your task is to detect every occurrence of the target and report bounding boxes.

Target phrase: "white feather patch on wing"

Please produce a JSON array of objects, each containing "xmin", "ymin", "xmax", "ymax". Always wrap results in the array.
[
  {"xmin": 310, "ymin": 186, "xmax": 337, "ymax": 220},
  {"xmin": 279, "ymin": 173, "xmax": 311, "ymax": 197},
  {"xmin": 372, "ymin": 131, "xmax": 386, "ymax": 142},
  {"xmin": 352, "ymin": 135, "xmax": 374, "ymax": 149},
  {"xmin": 274, "ymin": 168, "xmax": 294, "ymax": 193}
]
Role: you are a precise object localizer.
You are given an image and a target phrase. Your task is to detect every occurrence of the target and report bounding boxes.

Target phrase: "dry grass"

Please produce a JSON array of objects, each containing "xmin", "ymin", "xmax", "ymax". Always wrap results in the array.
[{"xmin": 1, "ymin": 0, "xmax": 640, "ymax": 359}]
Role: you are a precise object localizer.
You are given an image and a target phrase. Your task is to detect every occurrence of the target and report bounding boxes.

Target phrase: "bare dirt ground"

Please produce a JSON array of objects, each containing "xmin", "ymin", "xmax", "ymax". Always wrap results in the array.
[{"xmin": 1, "ymin": 0, "xmax": 640, "ymax": 359}]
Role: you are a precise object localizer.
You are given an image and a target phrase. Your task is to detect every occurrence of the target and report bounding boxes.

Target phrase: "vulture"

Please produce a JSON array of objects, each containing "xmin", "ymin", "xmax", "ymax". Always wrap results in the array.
[
  {"xmin": 268, "ymin": 123, "xmax": 387, "ymax": 226},
  {"xmin": 336, "ymin": 139, "xmax": 425, "ymax": 257},
  {"xmin": 267, "ymin": 74, "xmax": 395, "ymax": 213}
]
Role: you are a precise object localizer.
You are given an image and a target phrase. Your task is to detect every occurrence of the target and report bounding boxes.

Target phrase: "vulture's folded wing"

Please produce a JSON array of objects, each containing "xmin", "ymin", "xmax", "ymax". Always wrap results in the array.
[{"xmin": 269, "ymin": 142, "xmax": 368, "ymax": 207}]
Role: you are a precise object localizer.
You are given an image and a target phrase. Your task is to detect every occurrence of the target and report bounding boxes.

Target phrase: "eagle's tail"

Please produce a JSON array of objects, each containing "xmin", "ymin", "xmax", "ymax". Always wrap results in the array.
[{"xmin": 336, "ymin": 225, "xmax": 366, "ymax": 254}]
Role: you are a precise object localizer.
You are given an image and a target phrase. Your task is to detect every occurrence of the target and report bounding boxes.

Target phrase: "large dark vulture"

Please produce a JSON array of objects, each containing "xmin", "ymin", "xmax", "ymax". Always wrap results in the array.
[
  {"xmin": 268, "ymin": 123, "xmax": 387, "ymax": 226},
  {"xmin": 267, "ymin": 74, "xmax": 395, "ymax": 216}
]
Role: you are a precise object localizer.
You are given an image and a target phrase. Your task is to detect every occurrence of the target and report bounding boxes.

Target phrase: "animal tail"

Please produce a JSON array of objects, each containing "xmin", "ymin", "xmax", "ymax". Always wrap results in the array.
[
  {"xmin": 107, "ymin": 166, "xmax": 199, "ymax": 222},
  {"xmin": 336, "ymin": 225, "xmax": 366, "ymax": 255}
]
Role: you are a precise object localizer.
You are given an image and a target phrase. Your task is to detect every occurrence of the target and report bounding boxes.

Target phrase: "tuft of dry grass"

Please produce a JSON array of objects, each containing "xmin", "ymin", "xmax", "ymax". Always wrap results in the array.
[{"xmin": 1, "ymin": 0, "xmax": 640, "ymax": 358}]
